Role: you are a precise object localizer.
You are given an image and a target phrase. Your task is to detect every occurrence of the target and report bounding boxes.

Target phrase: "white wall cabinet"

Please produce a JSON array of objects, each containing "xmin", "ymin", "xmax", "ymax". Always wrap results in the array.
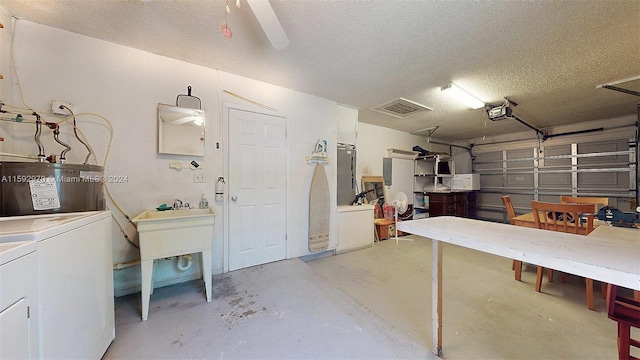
[{"xmin": 336, "ymin": 205, "xmax": 374, "ymax": 254}]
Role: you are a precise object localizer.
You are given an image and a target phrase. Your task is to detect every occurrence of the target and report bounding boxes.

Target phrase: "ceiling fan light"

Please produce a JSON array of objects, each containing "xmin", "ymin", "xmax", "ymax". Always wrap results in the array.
[{"xmin": 441, "ymin": 83, "xmax": 484, "ymax": 109}]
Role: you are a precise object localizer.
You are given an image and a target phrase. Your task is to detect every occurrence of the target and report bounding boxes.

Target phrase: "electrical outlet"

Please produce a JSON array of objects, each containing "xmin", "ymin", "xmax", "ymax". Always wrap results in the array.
[
  {"xmin": 52, "ymin": 100, "xmax": 74, "ymax": 115},
  {"xmin": 194, "ymin": 172, "xmax": 206, "ymax": 183}
]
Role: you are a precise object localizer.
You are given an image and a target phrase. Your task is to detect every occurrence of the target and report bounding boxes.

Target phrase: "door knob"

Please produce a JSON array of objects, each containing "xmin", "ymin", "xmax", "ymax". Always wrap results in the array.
[{"xmin": 231, "ymin": 195, "xmax": 237, "ymax": 201}]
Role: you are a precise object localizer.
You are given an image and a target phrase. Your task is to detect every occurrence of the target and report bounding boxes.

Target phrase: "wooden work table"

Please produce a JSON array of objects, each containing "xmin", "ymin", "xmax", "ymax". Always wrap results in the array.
[{"xmin": 397, "ymin": 216, "xmax": 640, "ymax": 357}]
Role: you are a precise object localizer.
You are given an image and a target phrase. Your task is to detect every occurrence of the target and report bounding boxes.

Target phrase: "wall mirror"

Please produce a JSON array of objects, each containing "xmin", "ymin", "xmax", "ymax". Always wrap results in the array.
[
  {"xmin": 158, "ymin": 103, "xmax": 205, "ymax": 156},
  {"xmin": 361, "ymin": 176, "xmax": 386, "ymax": 205}
]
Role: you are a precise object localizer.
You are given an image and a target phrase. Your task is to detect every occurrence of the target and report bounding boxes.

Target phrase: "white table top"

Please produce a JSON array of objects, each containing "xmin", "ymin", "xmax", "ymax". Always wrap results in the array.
[{"xmin": 397, "ymin": 216, "xmax": 640, "ymax": 291}]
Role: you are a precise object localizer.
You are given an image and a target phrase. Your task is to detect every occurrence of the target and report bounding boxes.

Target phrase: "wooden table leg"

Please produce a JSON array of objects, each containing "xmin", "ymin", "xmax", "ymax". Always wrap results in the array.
[
  {"xmin": 514, "ymin": 260, "xmax": 522, "ymax": 281},
  {"xmin": 586, "ymin": 278, "xmax": 595, "ymax": 310},
  {"xmin": 432, "ymin": 239, "xmax": 443, "ymax": 358}
]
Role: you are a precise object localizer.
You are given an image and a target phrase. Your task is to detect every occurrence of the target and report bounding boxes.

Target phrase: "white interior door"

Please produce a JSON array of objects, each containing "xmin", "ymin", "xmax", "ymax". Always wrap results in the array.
[{"xmin": 228, "ymin": 108, "xmax": 287, "ymax": 271}]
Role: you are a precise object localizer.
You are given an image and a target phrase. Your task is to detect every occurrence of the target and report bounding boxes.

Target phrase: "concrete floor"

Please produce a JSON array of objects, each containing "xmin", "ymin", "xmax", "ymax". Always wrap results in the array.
[{"xmin": 103, "ymin": 236, "xmax": 625, "ymax": 360}]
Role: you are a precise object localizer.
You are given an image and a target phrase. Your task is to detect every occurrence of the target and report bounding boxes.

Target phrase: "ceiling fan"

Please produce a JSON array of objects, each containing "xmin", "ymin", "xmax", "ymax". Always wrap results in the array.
[{"xmin": 246, "ymin": 0, "xmax": 289, "ymax": 49}]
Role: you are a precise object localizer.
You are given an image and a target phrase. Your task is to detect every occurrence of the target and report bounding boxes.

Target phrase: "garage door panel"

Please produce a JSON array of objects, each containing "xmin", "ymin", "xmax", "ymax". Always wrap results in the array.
[
  {"xmin": 539, "ymin": 173, "xmax": 571, "ymax": 188},
  {"xmin": 543, "ymin": 145, "xmax": 571, "ymax": 167},
  {"xmin": 472, "ymin": 136, "xmax": 635, "ymax": 223},
  {"xmin": 579, "ymin": 140, "xmax": 627, "ymax": 165},
  {"xmin": 506, "ymin": 173, "xmax": 534, "ymax": 187},
  {"xmin": 506, "ymin": 149, "xmax": 533, "ymax": 169},
  {"xmin": 480, "ymin": 174, "xmax": 503, "ymax": 188}
]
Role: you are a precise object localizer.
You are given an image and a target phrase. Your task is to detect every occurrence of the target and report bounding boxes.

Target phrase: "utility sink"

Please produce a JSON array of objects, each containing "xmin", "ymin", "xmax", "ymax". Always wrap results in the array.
[
  {"xmin": 132, "ymin": 207, "xmax": 217, "ymax": 235},
  {"xmin": 132, "ymin": 207, "xmax": 217, "ymax": 321},
  {"xmin": 133, "ymin": 207, "xmax": 217, "ymax": 221}
]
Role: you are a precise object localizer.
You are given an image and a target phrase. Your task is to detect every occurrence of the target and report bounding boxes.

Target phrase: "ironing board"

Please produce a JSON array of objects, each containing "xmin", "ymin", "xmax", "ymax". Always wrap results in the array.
[{"xmin": 308, "ymin": 164, "xmax": 330, "ymax": 252}]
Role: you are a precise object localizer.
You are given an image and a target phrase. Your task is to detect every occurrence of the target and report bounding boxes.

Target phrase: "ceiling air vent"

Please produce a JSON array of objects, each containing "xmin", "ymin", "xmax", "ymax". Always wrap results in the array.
[{"xmin": 373, "ymin": 98, "xmax": 433, "ymax": 118}]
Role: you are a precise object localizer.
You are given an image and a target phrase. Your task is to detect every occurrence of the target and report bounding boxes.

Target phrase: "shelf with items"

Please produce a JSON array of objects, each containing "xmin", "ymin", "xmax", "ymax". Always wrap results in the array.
[
  {"xmin": 413, "ymin": 169, "xmax": 434, "ymax": 219},
  {"xmin": 412, "ymin": 154, "xmax": 456, "ymax": 218},
  {"xmin": 412, "ymin": 191, "xmax": 431, "ymax": 219},
  {"xmin": 414, "ymin": 154, "xmax": 455, "ymax": 191},
  {"xmin": 421, "ymin": 154, "xmax": 454, "ymax": 170}
]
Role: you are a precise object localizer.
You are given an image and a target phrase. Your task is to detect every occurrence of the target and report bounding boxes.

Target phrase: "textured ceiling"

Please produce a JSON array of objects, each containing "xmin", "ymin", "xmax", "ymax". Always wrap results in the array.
[{"xmin": 1, "ymin": 0, "xmax": 639, "ymax": 142}]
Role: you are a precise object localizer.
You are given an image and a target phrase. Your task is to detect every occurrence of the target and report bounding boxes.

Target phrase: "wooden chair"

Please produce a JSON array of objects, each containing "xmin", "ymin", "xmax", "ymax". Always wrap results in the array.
[
  {"xmin": 502, "ymin": 195, "xmax": 517, "ymax": 225},
  {"xmin": 560, "ymin": 195, "xmax": 609, "ymax": 208},
  {"xmin": 607, "ymin": 284, "xmax": 640, "ymax": 360},
  {"xmin": 531, "ymin": 201, "xmax": 599, "ymax": 310},
  {"xmin": 560, "ymin": 196, "xmax": 610, "ymax": 298},
  {"xmin": 501, "ymin": 195, "xmax": 523, "ymax": 281}
]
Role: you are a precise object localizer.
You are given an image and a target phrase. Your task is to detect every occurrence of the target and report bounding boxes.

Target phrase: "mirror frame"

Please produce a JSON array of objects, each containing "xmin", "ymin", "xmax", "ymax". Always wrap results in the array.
[
  {"xmin": 158, "ymin": 103, "xmax": 205, "ymax": 156},
  {"xmin": 361, "ymin": 175, "xmax": 387, "ymax": 205}
]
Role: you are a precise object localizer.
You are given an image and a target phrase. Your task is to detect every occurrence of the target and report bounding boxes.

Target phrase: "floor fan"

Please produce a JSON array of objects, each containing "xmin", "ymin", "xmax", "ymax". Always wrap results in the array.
[{"xmin": 393, "ymin": 192, "xmax": 414, "ymax": 244}]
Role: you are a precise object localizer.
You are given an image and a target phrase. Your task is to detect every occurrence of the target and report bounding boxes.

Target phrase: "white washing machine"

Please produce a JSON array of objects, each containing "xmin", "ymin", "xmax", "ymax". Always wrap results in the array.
[
  {"xmin": 0, "ymin": 211, "xmax": 114, "ymax": 359},
  {"xmin": 0, "ymin": 240, "xmax": 38, "ymax": 359}
]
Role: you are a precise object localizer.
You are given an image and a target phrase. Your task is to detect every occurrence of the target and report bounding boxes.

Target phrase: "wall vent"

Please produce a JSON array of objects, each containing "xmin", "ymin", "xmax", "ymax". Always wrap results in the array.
[{"xmin": 373, "ymin": 98, "xmax": 433, "ymax": 118}]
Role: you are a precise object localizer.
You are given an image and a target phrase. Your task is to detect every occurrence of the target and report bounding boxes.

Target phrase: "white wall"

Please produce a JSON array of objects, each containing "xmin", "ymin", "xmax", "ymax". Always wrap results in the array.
[
  {"xmin": 0, "ymin": 9, "xmax": 12, "ymax": 137},
  {"xmin": 356, "ymin": 122, "xmax": 449, "ymax": 181},
  {"xmin": 336, "ymin": 104, "xmax": 358, "ymax": 145},
  {"xmin": 1, "ymin": 20, "xmax": 339, "ymax": 295}
]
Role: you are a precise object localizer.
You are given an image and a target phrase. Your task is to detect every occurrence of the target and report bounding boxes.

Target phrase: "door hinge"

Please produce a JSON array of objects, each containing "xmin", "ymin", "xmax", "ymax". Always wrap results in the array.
[{"xmin": 27, "ymin": 305, "xmax": 30, "ymax": 319}]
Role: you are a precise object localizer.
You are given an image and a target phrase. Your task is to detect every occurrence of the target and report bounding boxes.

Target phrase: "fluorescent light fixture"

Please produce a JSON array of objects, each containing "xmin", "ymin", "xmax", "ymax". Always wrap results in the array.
[{"xmin": 441, "ymin": 83, "xmax": 485, "ymax": 109}]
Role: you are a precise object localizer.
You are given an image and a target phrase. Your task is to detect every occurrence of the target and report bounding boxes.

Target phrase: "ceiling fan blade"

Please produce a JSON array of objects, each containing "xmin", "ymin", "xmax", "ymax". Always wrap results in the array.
[{"xmin": 246, "ymin": 0, "xmax": 289, "ymax": 49}]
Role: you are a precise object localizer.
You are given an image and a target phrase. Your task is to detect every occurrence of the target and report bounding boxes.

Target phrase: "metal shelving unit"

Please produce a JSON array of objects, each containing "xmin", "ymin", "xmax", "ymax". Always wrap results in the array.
[{"xmin": 413, "ymin": 154, "xmax": 455, "ymax": 219}]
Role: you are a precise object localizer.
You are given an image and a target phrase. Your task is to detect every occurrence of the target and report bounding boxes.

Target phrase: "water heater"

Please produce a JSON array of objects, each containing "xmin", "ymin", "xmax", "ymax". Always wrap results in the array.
[{"xmin": 0, "ymin": 162, "xmax": 105, "ymax": 216}]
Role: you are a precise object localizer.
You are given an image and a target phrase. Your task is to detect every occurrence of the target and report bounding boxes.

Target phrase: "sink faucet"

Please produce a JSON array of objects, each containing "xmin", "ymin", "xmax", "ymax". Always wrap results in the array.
[{"xmin": 173, "ymin": 199, "xmax": 183, "ymax": 210}]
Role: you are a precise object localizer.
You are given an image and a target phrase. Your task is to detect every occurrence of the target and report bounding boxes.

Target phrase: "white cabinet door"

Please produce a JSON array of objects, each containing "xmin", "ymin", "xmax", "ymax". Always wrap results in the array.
[{"xmin": 0, "ymin": 299, "xmax": 30, "ymax": 359}]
